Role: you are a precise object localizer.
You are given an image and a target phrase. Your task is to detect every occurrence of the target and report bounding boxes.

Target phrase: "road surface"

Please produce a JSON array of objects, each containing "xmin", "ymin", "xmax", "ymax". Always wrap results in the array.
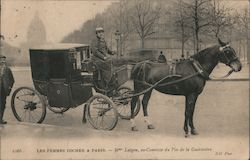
[{"xmin": 0, "ymin": 64, "xmax": 249, "ymax": 159}]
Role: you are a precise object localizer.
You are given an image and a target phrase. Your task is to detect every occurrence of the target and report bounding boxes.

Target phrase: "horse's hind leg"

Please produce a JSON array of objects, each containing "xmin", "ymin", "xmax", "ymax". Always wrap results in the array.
[
  {"xmin": 184, "ymin": 98, "xmax": 190, "ymax": 137},
  {"xmin": 130, "ymin": 95, "xmax": 140, "ymax": 131},
  {"xmin": 142, "ymin": 90, "xmax": 154, "ymax": 129},
  {"xmin": 189, "ymin": 94, "xmax": 198, "ymax": 135},
  {"xmin": 184, "ymin": 94, "xmax": 198, "ymax": 137}
]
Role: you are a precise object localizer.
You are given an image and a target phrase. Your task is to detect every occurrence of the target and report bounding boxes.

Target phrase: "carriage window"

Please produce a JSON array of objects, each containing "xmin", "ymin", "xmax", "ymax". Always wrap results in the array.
[
  {"xmin": 73, "ymin": 51, "xmax": 82, "ymax": 70},
  {"xmin": 72, "ymin": 48, "xmax": 89, "ymax": 70},
  {"xmin": 81, "ymin": 47, "xmax": 90, "ymax": 60}
]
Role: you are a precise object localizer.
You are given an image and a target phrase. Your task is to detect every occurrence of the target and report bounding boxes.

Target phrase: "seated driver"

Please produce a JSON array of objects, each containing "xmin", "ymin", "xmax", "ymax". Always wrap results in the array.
[{"xmin": 91, "ymin": 27, "xmax": 116, "ymax": 88}]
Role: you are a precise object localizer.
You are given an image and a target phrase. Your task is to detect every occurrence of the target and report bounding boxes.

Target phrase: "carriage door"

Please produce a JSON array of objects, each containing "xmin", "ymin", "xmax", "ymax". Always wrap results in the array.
[{"xmin": 47, "ymin": 51, "xmax": 72, "ymax": 108}]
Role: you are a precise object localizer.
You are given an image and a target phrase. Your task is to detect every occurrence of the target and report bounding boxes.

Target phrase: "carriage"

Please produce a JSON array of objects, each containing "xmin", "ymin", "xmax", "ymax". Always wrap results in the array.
[{"xmin": 11, "ymin": 43, "xmax": 140, "ymax": 130}]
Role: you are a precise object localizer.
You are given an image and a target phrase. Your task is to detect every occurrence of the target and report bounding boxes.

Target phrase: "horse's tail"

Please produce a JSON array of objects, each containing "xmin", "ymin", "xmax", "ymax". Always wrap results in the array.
[{"xmin": 130, "ymin": 62, "xmax": 145, "ymax": 80}]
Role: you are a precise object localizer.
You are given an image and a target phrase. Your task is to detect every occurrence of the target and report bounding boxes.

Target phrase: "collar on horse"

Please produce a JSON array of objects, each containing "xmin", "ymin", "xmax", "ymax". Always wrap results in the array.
[
  {"xmin": 190, "ymin": 57, "xmax": 234, "ymax": 80},
  {"xmin": 190, "ymin": 58, "xmax": 210, "ymax": 80}
]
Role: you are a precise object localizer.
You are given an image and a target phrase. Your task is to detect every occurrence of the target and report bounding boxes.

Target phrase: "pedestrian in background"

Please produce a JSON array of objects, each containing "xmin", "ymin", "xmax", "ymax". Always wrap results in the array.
[
  {"xmin": 0, "ymin": 54, "xmax": 14, "ymax": 124},
  {"xmin": 158, "ymin": 51, "xmax": 167, "ymax": 63}
]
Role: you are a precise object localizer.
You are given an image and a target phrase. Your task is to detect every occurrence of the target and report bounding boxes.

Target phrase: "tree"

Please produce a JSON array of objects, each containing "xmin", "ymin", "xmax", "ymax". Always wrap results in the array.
[
  {"xmin": 235, "ymin": 8, "xmax": 248, "ymax": 38},
  {"xmin": 208, "ymin": 0, "xmax": 234, "ymax": 38},
  {"xmin": 185, "ymin": 0, "xmax": 212, "ymax": 53},
  {"xmin": 233, "ymin": 8, "xmax": 249, "ymax": 61},
  {"xmin": 110, "ymin": 1, "xmax": 134, "ymax": 55},
  {"xmin": 130, "ymin": 0, "xmax": 161, "ymax": 48},
  {"xmin": 172, "ymin": 0, "xmax": 192, "ymax": 57}
]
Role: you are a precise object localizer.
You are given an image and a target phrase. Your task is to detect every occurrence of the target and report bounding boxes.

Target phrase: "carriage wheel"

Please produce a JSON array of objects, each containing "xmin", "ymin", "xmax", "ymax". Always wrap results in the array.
[
  {"xmin": 114, "ymin": 86, "xmax": 140, "ymax": 120},
  {"xmin": 48, "ymin": 106, "xmax": 69, "ymax": 114},
  {"xmin": 86, "ymin": 94, "xmax": 118, "ymax": 130},
  {"xmin": 11, "ymin": 87, "xmax": 46, "ymax": 123}
]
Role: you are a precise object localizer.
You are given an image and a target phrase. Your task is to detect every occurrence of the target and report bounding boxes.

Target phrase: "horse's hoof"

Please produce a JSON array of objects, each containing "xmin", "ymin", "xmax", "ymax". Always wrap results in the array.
[
  {"xmin": 185, "ymin": 133, "xmax": 190, "ymax": 138},
  {"xmin": 131, "ymin": 126, "xmax": 138, "ymax": 131},
  {"xmin": 82, "ymin": 119, "xmax": 87, "ymax": 124},
  {"xmin": 147, "ymin": 124, "xmax": 155, "ymax": 129},
  {"xmin": 191, "ymin": 129, "xmax": 199, "ymax": 135}
]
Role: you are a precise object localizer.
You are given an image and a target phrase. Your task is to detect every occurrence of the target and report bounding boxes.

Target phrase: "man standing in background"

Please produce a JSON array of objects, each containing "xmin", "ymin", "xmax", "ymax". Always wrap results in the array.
[{"xmin": 0, "ymin": 54, "xmax": 14, "ymax": 124}]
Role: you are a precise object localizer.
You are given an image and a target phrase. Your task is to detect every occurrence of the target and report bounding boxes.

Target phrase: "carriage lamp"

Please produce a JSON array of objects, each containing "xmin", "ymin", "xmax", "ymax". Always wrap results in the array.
[{"xmin": 115, "ymin": 30, "xmax": 120, "ymax": 57}]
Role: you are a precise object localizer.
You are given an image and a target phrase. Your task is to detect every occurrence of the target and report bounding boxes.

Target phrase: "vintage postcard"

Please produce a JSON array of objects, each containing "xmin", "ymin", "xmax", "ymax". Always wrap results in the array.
[{"xmin": 0, "ymin": 0, "xmax": 249, "ymax": 159}]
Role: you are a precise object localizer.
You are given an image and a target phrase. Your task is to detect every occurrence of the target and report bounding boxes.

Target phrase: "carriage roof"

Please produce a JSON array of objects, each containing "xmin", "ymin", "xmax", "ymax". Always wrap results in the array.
[
  {"xmin": 29, "ymin": 43, "xmax": 91, "ymax": 82},
  {"xmin": 29, "ymin": 43, "xmax": 89, "ymax": 51}
]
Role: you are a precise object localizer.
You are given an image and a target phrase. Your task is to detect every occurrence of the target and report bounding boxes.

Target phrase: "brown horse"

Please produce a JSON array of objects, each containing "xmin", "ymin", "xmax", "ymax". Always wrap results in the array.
[{"xmin": 130, "ymin": 39, "xmax": 242, "ymax": 137}]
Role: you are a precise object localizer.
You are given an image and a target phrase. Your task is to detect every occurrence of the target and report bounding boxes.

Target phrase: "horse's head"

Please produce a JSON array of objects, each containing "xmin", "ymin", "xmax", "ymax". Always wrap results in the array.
[{"xmin": 218, "ymin": 38, "xmax": 242, "ymax": 72}]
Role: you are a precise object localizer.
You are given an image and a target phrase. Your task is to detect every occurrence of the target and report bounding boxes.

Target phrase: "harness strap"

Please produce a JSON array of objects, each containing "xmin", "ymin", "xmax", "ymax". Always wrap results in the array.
[
  {"xmin": 114, "ymin": 74, "xmax": 184, "ymax": 101},
  {"xmin": 169, "ymin": 62, "xmax": 177, "ymax": 75},
  {"xmin": 191, "ymin": 59, "xmax": 210, "ymax": 80}
]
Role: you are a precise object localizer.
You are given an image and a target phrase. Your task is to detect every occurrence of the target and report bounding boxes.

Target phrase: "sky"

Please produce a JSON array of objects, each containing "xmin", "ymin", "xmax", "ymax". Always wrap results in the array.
[
  {"xmin": 1, "ymin": 0, "xmax": 116, "ymax": 47},
  {"xmin": 1, "ymin": 0, "xmax": 249, "ymax": 47}
]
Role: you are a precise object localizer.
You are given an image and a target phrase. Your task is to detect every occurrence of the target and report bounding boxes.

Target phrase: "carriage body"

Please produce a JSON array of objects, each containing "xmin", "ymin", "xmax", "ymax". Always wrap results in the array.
[
  {"xmin": 29, "ymin": 43, "xmax": 93, "ymax": 108},
  {"xmin": 11, "ymin": 43, "xmax": 139, "ymax": 130}
]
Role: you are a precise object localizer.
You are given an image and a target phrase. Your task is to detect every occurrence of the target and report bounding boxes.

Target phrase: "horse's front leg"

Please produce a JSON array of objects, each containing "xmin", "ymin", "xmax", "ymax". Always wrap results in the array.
[
  {"xmin": 130, "ymin": 95, "xmax": 139, "ymax": 131},
  {"xmin": 142, "ymin": 90, "xmax": 154, "ymax": 129},
  {"xmin": 184, "ymin": 94, "xmax": 198, "ymax": 137}
]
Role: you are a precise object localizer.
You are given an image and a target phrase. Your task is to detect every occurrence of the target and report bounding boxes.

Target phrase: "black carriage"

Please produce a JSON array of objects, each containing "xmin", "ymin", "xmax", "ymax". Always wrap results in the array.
[{"xmin": 11, "ymin": 43, "xmax": 140, "ymax": 130}]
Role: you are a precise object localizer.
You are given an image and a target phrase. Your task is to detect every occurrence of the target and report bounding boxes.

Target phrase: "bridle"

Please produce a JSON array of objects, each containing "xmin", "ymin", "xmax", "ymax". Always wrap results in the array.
[
  {"xmin": 210, "ymin": 44, "xmax": 239, "ymax": 79},
  {"xmin": 218, "ymin": 44, "xmax": 238, "ymax": 66},
  {"xmin": 193, "ymin": 44, "xmax": 239, "ymax": 80}
]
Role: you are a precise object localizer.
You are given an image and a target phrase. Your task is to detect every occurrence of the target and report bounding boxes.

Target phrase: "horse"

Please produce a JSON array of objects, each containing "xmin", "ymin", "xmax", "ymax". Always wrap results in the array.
[{"xmin": 130, "ymin": 39, "xmax": 242, "ymax": 137}]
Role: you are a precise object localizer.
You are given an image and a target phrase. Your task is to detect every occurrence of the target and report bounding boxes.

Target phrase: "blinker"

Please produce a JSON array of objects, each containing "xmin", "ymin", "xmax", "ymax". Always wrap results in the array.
[{"xmin": 219, "ymin": 44, "xmax": 230, "ymax": 52}]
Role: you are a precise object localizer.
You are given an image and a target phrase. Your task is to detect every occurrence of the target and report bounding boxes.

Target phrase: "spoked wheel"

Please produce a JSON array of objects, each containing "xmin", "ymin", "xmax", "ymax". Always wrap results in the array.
[
  {"xmin": 11, "ymin": 87, "xmax": 46, "ymax": 123},
  {"xmin": 86, "ymin": 94, "xmax": 118, "ymax": 130},
  {"xmin": 48, "ymin": 106, "xmax": 69, "ymax": 114},
  {"xmin": 114, "ymin": 86, "xmax": 140, "ymax": 120}
]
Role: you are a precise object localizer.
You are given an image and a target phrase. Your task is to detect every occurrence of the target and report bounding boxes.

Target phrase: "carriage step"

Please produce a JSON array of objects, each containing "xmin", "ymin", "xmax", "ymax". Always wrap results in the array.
[{"xmin": 82, "ymin": 83, "xmax": 94, "ymax": 87}]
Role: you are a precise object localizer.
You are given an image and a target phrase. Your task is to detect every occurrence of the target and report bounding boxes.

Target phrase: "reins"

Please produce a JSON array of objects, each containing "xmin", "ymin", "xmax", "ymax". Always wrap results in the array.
[
  {"xmin": 113, "ymin": 73, "xmax": 198, "ymax": 101},
  {"xmin": 209, "ymin": 69, "xmax": 234, "ymax": 79},
  {"xmin": 114, "ymin": 58, "xmax": 234, "ymax": 101}
]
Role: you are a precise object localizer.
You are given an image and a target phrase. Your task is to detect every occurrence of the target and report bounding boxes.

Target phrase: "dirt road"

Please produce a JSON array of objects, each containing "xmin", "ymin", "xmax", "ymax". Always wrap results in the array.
[{"xmin": 1, "ymin": 65, "xmax": 249, "ymax": 159}]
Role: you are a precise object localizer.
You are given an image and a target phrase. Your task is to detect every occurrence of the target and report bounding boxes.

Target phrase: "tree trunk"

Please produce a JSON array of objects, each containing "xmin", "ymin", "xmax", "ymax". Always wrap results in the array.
[
  {"xmin": 195, "ymin": 30, "xmax": 199, "ymax": 53},
  {"xmin": 141, "ymin": 38, "xmax": 145, "ymax": 49},
  {"xmin": 181, "ymin": 40, "xmax": 185, "ymax": 58},
  {"xmin": 239, "ymin": 40, "xmax": 241, "ymax": 60}
]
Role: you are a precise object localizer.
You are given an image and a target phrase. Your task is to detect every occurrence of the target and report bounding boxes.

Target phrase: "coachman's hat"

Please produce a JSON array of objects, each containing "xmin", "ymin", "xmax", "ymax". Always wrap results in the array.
[{"xmin": 96, "ymin": 27, "xmax": 104, "ymax": 33}]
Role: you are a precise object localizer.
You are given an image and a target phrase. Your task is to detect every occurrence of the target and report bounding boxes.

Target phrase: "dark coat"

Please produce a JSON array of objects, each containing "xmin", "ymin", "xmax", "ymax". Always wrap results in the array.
[
  {"xmin": 0, "ymin": 65, "xmax": 14, "ymax": 96},
  {"xmin": 91, "ymin": 37, "xmax": 114, "ymax": 61},
  {"xmin": 91, "ymin": 37, "xmax": 115, "ymax": 84},
  {"xmin": 158, "ymin": 54, "xmax": 167, "ymax": 63}
]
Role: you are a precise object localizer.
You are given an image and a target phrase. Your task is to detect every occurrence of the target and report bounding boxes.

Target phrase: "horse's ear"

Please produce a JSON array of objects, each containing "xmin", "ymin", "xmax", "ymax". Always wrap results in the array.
[{"xmin": 218, "ymin": 38, "xmax": 227, "ymax": 46}]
